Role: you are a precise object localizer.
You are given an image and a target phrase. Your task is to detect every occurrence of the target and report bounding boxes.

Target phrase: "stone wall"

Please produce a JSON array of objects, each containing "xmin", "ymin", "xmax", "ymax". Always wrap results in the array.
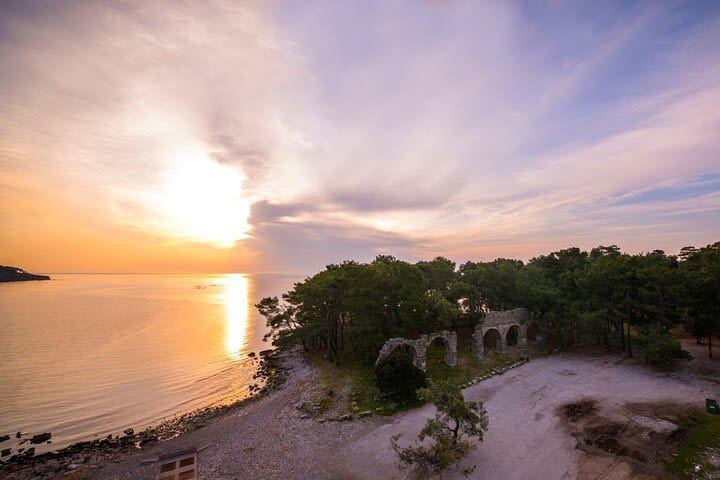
[
  {"xmin": 473, "ymin": 308, "xmax": 541, "ymax": 359},
  {"xmin": 483, "ymin": 308, "xmax": 533, "ymax": 328}
]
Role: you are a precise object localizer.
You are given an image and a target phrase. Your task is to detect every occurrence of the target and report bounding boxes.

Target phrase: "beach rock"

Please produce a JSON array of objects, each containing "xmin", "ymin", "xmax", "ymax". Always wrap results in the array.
[
  {"xmin": 1, "ymin": 448, "xmax": 10, "ymax": 456},
  {"xmin": 247, "ymin": 352, "xmax": 256, "ymax": 358},
  {"xmin": 30, "ymin": 433, "xmax": 51, "ymax": 444},
  {"xmin": 16, "ymin": 431, "xmax": 21, "ymax": 438},
  {"xmin": 0, "ymin": 434, "xmax": 10, "ymax": 443},
  {"xmin": 123, "ymin": 428, "xmax": 134, "ymax": 436},
  {"xmin": 138, "ymin": 434, "xmax": 157, "ymax": 446}
]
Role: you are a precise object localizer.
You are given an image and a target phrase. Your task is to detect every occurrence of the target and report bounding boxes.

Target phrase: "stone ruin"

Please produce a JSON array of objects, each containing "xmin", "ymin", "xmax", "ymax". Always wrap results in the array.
[
  {"xmin": 374, "ymin": 309, "xmax": 542, "ymax": 369},
  {"xmin": 375, "ymin": 331, "xmax": 457, "ymax": 371},
  {"xmin": 472, "ymin": 308, "xmax": 543, "ymax": 359}
]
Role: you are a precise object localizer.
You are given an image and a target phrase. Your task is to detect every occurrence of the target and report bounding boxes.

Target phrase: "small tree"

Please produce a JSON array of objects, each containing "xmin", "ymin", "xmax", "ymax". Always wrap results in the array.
[
  {"xmin": 392, "ymin": 384, "xmax": 489, "ymax": 478},
  {"xmin": 375, "ymin": 352, "xmax": 427, "ymax": 403}
]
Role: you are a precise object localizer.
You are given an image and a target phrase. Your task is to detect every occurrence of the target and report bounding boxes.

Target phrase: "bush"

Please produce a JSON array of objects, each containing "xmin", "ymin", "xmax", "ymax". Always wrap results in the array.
[
  {"xmin": 374, "ymin": 352, "xmax": 427, "ymax": 403},
  {"xmin": 639, "ymin": 334, "xmax": 692, "ymax": 365}
]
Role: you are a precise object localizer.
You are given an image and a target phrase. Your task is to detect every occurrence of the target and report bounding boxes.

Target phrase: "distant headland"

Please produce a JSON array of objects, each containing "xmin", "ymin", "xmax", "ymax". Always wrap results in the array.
[{"xmin": 0, "ymin": 265, "xmax": 50, "ymax": 282}]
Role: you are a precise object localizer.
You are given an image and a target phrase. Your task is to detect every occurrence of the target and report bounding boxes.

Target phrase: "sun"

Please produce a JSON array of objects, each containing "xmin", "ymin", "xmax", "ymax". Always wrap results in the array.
[{"xmin": 157, "ymin": 149, "xmax": 252, "ymax": 248}]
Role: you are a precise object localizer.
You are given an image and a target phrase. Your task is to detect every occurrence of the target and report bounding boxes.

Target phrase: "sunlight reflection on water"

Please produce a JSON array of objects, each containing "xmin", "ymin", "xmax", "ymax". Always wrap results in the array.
[{"xmin": 221, "ymin": 274, "xmax": 250, "ymax": 361}]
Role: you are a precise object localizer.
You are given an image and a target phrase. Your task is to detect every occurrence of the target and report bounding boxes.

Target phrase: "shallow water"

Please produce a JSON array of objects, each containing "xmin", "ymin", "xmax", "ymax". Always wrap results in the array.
[{"xmin": 0, "ymin": 273, "xmax": 297, "ymax": 453}]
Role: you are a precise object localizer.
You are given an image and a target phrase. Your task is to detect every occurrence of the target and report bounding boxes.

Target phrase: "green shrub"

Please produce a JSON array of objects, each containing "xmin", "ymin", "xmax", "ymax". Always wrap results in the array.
[
  {"xmin": 374, "ymin": 352, "xmax": 427, "ymax": 403},
  {"xmin": 639, "ymin": 334, "xmax": 692, "ymax": 365}
]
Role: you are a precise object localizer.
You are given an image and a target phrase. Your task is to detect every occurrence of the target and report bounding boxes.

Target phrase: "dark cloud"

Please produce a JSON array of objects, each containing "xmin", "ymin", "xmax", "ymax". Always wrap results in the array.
[
  {"xmin": 328, "ymin": 188, "xmax": 453, "ymax": 212},
  {"xmin": 249, "ymin": 200, "xmax": 310, "ymax": 224},
  {"xmin": 244, "ymin": 215, "xmax": 419, "ymax": 273}
]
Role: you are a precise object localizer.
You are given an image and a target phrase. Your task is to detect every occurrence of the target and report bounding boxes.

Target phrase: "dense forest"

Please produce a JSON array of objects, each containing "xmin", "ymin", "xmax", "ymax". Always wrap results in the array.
[{"xmin": 256, "ymin": 242, "xmax": 720, "ymax": 364}]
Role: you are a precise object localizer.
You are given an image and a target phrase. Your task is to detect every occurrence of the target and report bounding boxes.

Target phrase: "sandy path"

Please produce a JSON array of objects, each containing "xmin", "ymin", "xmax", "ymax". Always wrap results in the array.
[{"xmin": 334, "ymin": 353, "xmax": 719, "ymax": 480}]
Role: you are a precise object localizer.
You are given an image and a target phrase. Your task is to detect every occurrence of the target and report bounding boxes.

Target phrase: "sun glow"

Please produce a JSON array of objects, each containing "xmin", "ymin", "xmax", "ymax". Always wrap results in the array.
[
  {"xmin": 221, "ymin": 274, "xmax": 250, "ymax": 361},
  {"xmin": 157, "ymin": 149, "xmax": 252, "ymax": 248}
]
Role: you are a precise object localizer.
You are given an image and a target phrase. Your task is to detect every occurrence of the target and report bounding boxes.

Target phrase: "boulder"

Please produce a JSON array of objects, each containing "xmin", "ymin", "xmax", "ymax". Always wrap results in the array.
[{"xmin": 30, "ymin": 433, "xmax": 51, "ymax": 444}]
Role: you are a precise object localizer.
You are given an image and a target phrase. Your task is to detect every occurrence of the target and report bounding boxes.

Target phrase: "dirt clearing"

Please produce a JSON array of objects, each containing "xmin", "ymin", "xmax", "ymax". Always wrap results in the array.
[{"xmin": 335, "ymin": 352, "xmax": 719, "ymax": 479}]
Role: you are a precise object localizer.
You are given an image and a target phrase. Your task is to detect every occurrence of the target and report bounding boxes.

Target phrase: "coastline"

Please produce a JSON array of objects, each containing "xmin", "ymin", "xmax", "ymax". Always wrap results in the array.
[
  {"xmin": 3, "ymin": 345, "xmax": 717, "ymax": 479},
  {"xmin": 0, "ymin": 350, "xmax": 290, "ymax": 480}
]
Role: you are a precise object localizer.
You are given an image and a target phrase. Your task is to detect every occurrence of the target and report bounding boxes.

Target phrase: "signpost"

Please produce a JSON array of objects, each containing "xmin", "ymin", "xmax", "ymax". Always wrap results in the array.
[{"xmin": 157, "ymin": 447, "xmax": 198, "ymax": 480}]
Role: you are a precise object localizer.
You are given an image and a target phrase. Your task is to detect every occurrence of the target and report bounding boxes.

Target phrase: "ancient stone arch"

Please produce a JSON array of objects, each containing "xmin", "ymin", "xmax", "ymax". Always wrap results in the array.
[
  {"xmin": 424, "ymin": 331, "xmax": 458, "ymax": 369},
  {"xmin": 481, "ymin": 328, "xmax": 503, "ymax": 353},
  {"xmin": 472, "ymin": 308, "xmax": 543, "ymax": 359},
  {"xmin": 375, "ymin": 330, "xmax": 457, "ymax": 372}
]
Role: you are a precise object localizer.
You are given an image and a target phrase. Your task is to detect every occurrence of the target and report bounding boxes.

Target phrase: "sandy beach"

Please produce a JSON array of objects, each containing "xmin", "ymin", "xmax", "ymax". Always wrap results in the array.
[{"xmin": 71, "ymin": 341, "xmax": 717, "ymax": 480}]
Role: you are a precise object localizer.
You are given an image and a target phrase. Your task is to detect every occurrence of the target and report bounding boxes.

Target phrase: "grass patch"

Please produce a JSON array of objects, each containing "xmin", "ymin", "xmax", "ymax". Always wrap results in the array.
[
  {"xmin": 425, "ymin": 344, "xmax": 525, "ymax": 386},
  {"xmin": 305, "ymin": 345, "xmax": 534, "ymax": 417},
  {"xmin": 666, "ymin": 411, "xmax": 720, "ymax": 479}
]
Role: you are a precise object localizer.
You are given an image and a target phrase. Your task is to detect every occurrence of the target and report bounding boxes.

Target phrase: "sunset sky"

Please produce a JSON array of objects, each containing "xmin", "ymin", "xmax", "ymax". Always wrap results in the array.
[{"xmin": 1, "ymin": 0, "xmax": 719, "ymax": 274}]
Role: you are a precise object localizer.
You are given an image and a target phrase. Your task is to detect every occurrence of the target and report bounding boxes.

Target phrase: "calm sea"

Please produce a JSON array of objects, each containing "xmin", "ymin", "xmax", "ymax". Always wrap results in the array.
[{"xmin": 0, "ymin": 273, "xmax": 298, "ymax": 454}]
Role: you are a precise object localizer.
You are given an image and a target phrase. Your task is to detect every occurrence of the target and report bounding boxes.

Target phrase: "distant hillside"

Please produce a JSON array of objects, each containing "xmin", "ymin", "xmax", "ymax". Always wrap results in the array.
[{"xmin": 0, "ymin": 266, "xmax": 50, "ymax": 282}]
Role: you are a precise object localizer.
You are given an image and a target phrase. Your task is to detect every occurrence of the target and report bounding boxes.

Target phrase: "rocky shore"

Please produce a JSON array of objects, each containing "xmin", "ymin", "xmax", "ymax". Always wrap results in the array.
[{"xmin": 0, "ymin": 350, "xmax": 288, "ymax": 480}]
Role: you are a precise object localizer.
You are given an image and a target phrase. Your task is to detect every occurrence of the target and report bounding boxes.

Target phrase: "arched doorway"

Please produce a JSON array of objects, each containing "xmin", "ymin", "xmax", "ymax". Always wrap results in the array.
[
  {"xmin": 527, "ymin": 322, "xmax": 539, "ymax": 342},
  {"xmin": 506, "ymin": 325, "xmax": 519, "ymax": 347},
  {"xmin": 426, "ymin": 336, "xmax": 448, "ymax": 369},
  {"xmin": 483, "ymin": 328, "xmax": 502, "ymax": 352}
]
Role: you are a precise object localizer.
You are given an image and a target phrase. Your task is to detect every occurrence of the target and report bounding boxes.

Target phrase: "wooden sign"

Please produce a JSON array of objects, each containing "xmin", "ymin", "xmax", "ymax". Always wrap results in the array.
[{"xmin": 158, "ymin": 447, "xmax": 198, "ymax": 480}]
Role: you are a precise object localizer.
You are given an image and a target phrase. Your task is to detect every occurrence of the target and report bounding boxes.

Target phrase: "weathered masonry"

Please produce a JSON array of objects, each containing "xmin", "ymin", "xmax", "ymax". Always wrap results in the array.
[
  {"xmin": 375, "ymin": 331, "xmax": 457, "ymax": 371},
  {"xmin": 472, "ymin": 308, "xmax": 542, "ymax": 359}
]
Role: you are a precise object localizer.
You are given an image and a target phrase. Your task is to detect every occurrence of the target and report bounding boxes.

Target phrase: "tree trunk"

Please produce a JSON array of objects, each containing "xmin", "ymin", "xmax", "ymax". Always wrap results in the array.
[
  {"xmin": 340, "ymin": 314, "xmax": 345, "ymax": 351},
  {"xmin": 626, "ymin": 322, "xmax": 633, "ymax": 358},
  {"xmin": 709, "ymin": 333, "xmax": 713, "ymax": 359},
  {"xmin": 603, "ymin": 322, "xmax": 609, "ymax": 350},
  {"xmin": 624, "ymin": 289, "xmax": 631, "ymax": 354},
  {"xmin": 326, "ymin": 304, "xmax": 338, "ymax": 361},
  {"xmin": 452, "ymin": 419, "xmax": 460, "ymax": 442}
]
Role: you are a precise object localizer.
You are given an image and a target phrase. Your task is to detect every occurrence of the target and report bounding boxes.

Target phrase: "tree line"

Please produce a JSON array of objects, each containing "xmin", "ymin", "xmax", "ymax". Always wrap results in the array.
[{"xmin": 256, "ymin": 242, "xmax": 720, "ymax": 363}]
